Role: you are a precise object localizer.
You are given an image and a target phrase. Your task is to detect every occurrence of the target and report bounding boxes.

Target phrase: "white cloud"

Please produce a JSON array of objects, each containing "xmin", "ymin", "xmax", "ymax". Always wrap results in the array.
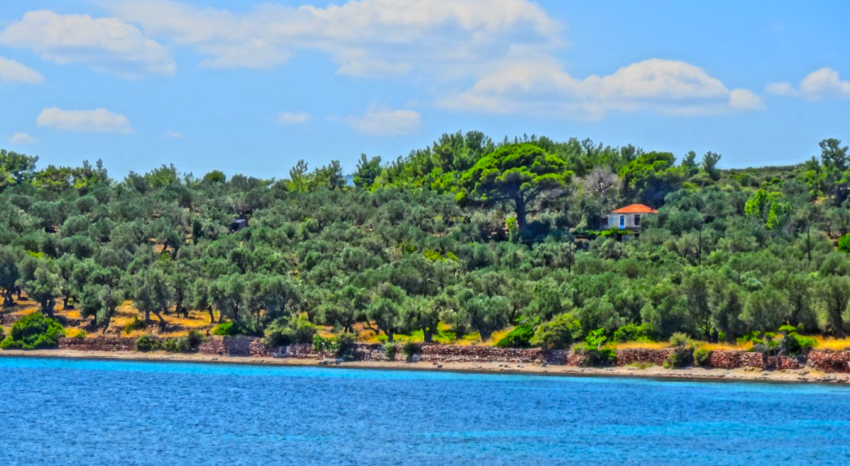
[
  {"xmin": 37, "ymin": 107, "xmax": 132, "ymax": 133},
  {"xmin": 765, "ymin": 82, "xmax": 798, "ymax": 96},
  {"xmin": 8, "ymin": 132, "xmax": 38, "ymax": 144},
  {"xmin": 442, "ymin": 58, "xmax": 763, "ymax": 119},
  {"xmin": 729, "ymin": 89, "xmax": 764, "ymax": 110},
  {"xmin": 106, "ymin": 0, "xmax": 561, "ymax": 75},
  {"xmin": 278, "ymin": 112, "xmax": 310, "ymax": 124},
  {"xmin": 0, "ymin": 10, "xmax": 174, "ymax": 77},
  {"xmin": 766, "ymin": 67, "xmax": 850, "ymax": 100},
  {"xmin": 165, "ymin": 130, "xmax": 183, "ymax": 139},
  {"xmin": 0, "ymin": 57, "xmax": 44, "ymax": 84},
  {"xmin": 348, "ymin": 107, "xmax": 420, "ymax": 136}
]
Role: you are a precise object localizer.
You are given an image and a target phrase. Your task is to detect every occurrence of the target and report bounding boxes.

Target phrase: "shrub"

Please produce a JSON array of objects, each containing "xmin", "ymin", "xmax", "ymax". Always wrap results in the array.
[
  {"xmin": 337, "ymin": 333, "xmax": 358, "ymax": 360},
  {"xmin": 402, "ymin": 342, "xmax": 418, "ymax": 361},
  {"xmin": 123, "ymin": 316, "xmax": 147, "ymax": 334},
  {"xmin": 135, "ymin": 334, "xmax": 159, "ymax": 352},
  {"xmin": 613, "ymin": 323, "xmax": 649, "ymax": 343},
  {"xmin": 73, "ymin": 329, "xmax": 87, "ymax": 340},
  {"xmin": 693, "ymin": 347, "xmax": 712, "ymax": 366},
  {"xmin": 313, "ymin": 334, "xmax": 338, "ymax": 354},
  {"xmin": 212, "ymin": 321, "xmax": 239, "ymax": 336},
  {"xmin": 137, "ymin": 331, "xmax": 203, "ymax": 353},
  {"xmin": 383, "ymin": 342, "xmax": 397, "ymax": 361},
  {"xmin": 264, "ymin": 318, "xmax": 293, "ymax": 346},
  {"xmin": 575, "ymin": 328, "xmax": 616, "ymax": 366},
  {"xmin": 185, "ymin": 330, "xmax": 205, "ymax": 348},
  {"xmin": 265, "ymin": 316, "xmax": 317, "ymax": 346},
  {"xmin": 838, "ymin": 234, "xmax": 850, "ymax": 253},
  {"xmin": 495, "ymin": 324, "xmax": 535, "ymax": 348},
  {"xmin": 669, "ymin": 332, "xmax": 691, "ymax": 348},
  {"xmin": 289, "ymin": 316, "xmax": 318, "ymax": 344},
  {"xmin": 776, "ymin": 325, "xmax": 816, "ymax": 356},
  {"xmin": 665, "ymin": 333, "xmax": 695, "ymax": 368},
  {"xmin": 0, "ymin": 312, "xmax": 65, "ymax": 350},
  {"xmin": 530, "ymin": 313, "xmax": 581, "ymax": 350}
]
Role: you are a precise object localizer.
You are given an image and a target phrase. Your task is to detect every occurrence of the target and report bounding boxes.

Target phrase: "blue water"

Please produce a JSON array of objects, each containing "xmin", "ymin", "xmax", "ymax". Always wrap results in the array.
[{"xmin": 1, "ymin": 358, "xmax": 850, "ymax": 465}]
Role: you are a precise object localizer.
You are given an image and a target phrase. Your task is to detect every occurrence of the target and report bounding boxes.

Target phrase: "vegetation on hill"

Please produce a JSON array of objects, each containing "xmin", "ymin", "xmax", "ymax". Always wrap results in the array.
[{"xmin": 1, "ymin": 134, "xmax": 849, "ymax": 349}]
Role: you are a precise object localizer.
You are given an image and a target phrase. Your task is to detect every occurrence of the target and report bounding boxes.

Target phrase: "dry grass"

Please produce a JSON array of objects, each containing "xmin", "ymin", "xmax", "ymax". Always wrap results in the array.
[
  {"xmin": 701, "ymin": 341, "xmax": 753, "ymax": 351},
  {"xmin": 64, "ymin": 327, "xmax": 88, "ymax": 339},
  {"xmin": 812, "ymin": 336, "xmax": 850, "ymax": 351},
  {"xmin": 614, "ymin": 341, "xmax": 668, "ymax": 350}
]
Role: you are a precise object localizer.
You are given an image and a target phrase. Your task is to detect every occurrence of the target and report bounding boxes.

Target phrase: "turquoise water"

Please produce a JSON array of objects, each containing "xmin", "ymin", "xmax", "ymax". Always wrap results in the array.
[{"xmin": 1, "ymin": 357, "xmax": 850, "ymax": 465}]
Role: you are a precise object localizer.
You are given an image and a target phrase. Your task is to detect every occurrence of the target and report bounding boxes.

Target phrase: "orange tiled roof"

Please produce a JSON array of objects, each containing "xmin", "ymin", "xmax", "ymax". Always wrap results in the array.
[{"xmin": 611, "ymin": 204, "xmax": 657, "ymax": 214}]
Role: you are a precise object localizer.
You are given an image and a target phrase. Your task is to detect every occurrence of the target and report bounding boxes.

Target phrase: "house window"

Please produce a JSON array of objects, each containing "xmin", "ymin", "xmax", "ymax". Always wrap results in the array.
[
  {"xmin": 634, "ymin": 215, "xmax": 641, "ymax": 226},
  {"xmin": 619, "ymin": 215, "xmax": 625, "ymax": 228},
  {"xmin": 601, "ymin": 216, "xmax": 608, "ymax": 227}
]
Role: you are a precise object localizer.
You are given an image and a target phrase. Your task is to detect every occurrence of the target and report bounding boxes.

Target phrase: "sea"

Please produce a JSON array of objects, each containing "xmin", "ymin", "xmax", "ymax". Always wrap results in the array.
[{"xmin": 1, "ymin": 357, "xmax": 849, "ymax": 465}]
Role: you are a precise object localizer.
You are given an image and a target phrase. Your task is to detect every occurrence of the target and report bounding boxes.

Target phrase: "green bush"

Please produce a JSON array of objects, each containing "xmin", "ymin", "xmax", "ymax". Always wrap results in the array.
[
  {"xmin": 0, "ymin": 312, "xmax": 65, "ymax": 350},
  {"xmin": 73, "ymin": 330, "xmax": 87, "ymax": 340},
  {"xmin": 264, "ymin": 318, "xmax": 293, "ymax": 346},
  {"xmin": 613, "ymin": 323, "xmax": 649, "ymax": 343},
  {"xmin": 136, "ymin": 330, "xmax": 204, "ymax": 353},
  {"xmin": 838, "ymin": 234, "xmax": 850, "ymax": 253},
  {"xmin": 664, "ymin": 333, "xmax": 695, "ymax": 368},
  {"xmin": 693, "ymin": 347, "xmax": 712, "ymax": 366},
  {"xmin": 185, "ymin": 330, "xmax": 205, "ymax": 348},
  {"xmin": 289, "ymin": 316, "xmax": 318, "ymax": 344},
  {"xmin": 575, "ymin": 328, "xmax": 616, "ymax": 366},
  {"xmin": 135, "ymin": 334, "xmax": 159, "ymax": 352},
  {"xmin": 337, "ymin": 333, "xmax": 358, "ymax": 360},
  {"xmin": 402, "ymin": 342, "xmax": 418, "ymax": 361},
  {"xmin": 264, "ymin": 316, "xmax": 317, "ymax": 346},
  {"xmin": 123, "ymin": 316, "xmax": 147, "ymax": 334},
  {"xmin": 313, "ymin": 334, "xmax": 338, "ymax": 354},
  {"xmin": 495, "ymin": 324, "xmax": 535, "ymax": 348},
  {"xmin": 383, "ymin": 342, "xmax": 397, "ymax": 361},
  {"xmin": 530, "ymin": 313, "xmax": 581, "ymax": 350},
  {"xmin": 212, "ymin": 321, "xmax": 239, "ymax": 336},
  {"xmin": 776, "ymin": 325, "xmax": 816, "ymax": 356}
]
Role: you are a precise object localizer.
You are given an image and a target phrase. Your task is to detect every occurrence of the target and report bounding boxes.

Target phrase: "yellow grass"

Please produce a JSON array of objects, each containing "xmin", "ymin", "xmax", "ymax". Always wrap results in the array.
[
  {"xmin": 701, "ymin": 341, "xmax": 753, "ymax": 351},
  {"xmin": 813, "ymin": 336, "xmax": 850, "ymax": 351},
  {"xmin": 64, "ymin": 327, "xmax": 88, "ymax": 339},
  {"xmin": 614, "ymin": 341, "xmax": 668, "ymax": 350}
]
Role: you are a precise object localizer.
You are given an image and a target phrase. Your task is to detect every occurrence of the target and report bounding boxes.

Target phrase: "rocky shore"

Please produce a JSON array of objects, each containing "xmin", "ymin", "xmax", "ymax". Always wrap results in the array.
[{"xmin": 1, "ymin": 335, "xmax": 848, "ymax": 384}]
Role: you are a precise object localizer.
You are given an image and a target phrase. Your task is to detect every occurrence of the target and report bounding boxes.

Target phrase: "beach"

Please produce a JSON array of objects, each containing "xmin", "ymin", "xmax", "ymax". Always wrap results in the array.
[{"xmin": 4, "ymin": 348, "xmax": 850, "ymax": 385}]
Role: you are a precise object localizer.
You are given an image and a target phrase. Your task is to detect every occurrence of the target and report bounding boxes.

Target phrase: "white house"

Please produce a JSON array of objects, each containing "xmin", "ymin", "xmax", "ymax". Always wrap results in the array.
[{"xmin": 601, "ymin": 204, "xmax": 657, "ymax": 231}]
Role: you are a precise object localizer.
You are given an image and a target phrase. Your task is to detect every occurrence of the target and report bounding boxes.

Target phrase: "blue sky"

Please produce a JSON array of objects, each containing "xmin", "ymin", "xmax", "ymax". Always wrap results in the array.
[{"xmin": 1, "ymin": 0, "xmax": 849, "ymax": 179}]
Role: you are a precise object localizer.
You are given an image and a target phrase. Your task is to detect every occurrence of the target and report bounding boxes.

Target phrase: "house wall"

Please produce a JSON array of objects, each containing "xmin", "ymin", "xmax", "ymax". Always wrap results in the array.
[{"xmin": 606, "ymin": 213, "xmax": 651, "ymax": 229}]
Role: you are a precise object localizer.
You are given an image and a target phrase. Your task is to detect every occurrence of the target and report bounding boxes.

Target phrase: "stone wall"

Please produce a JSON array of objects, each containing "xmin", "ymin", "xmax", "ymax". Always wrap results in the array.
[
  {"xmin": 417, "ymin": 345, "xmax": 545, "ymax": 364},
  {"xmin": 197, "ymin": 336, "xmax": 271, "ymax": 357},
  {"xmin": 46, "ymin": 335, "xmax": 850, "ymax": 373},
  {"xmin": 807, "ymin": 351, "xmax": 850, "ymax": 373},
  {"xmin": 615, "ymin": 349, "xmax": 673, "ymax": 366},
  {"xmin": 58, "ymin": 337, "xmax": 136, "ymax": 352}
]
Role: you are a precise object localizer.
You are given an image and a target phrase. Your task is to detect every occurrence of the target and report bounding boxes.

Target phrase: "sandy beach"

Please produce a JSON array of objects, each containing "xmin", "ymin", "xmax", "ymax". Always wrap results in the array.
[{"xmin": 3, "ymin": 349, "xmax": 850, "ymax": 385}]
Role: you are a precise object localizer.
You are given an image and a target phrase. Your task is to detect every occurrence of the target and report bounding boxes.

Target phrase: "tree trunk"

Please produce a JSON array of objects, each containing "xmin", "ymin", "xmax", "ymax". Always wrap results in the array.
[
  {"xmin": 42, "ymin": 299, "xmax": 55, "ymax": 318},
  {"xmin": 207, "ymin": 307, "xmax": 215, "ymax": 324},
  {"xmin": 514, "ymin": 195, "xmax": 527, "ymax": 231},
  {"xmin": 423, "ymin": 327, "xmax": 433, "ymax": 343},
  {"xmin": 101, "ymin": 314, "xmax": 112, "ymax": 334},
  {"xmin": 386, "ymin": 331, "xmax": 394, "ymax": 342},
  {"xmin": 63, "ymin": 296, "xmax": 71, "ymax": 310},
  {"xmin": 152, "ymin": 309, "xmax": 166, "ymax": 328},
  {"xmin": 145, "ymin": 309, "xmax": 151, "ymax": 323}
]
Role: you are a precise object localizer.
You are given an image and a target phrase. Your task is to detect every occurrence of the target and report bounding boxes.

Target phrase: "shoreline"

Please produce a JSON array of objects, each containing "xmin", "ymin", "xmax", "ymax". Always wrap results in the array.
[{"xmin": 3, "ymin": 349, "xmax": 850, "ymax": 385}]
